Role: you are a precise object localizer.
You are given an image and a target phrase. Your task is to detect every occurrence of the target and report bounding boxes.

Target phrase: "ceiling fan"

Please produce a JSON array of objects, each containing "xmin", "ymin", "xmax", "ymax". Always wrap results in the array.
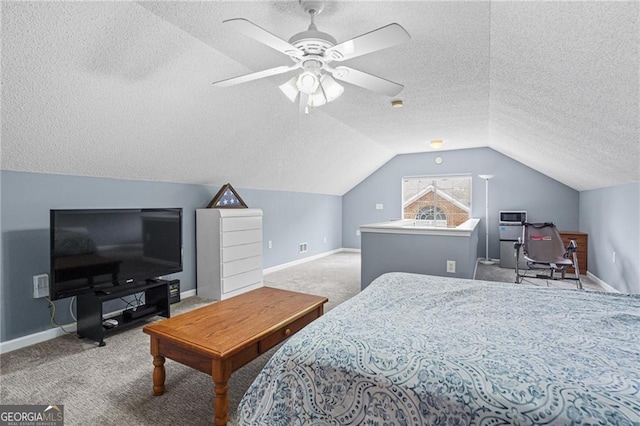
[{"xmin": 212, "ymin": 0, "xmax": 411, "ymax": 114}]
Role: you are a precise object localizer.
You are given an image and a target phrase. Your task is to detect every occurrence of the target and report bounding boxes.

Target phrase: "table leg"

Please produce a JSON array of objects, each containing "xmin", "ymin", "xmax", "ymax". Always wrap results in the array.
[
  {"xmin": 153, "ymin": 355, "xmax": 166, "ymax": 395},
  {"xmin": 212, "ymin": 359, "xmax": 232, "ymax": 426},
  {"xmin": 150, "ymin": 337, "xmax": 165, "ymax": 396}
]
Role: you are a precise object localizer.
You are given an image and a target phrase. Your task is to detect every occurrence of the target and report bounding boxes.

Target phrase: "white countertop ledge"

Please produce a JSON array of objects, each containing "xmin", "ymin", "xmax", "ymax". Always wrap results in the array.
[{"xmin": 360, "ymin": 218, "xmax": 480, "ymax": 237}]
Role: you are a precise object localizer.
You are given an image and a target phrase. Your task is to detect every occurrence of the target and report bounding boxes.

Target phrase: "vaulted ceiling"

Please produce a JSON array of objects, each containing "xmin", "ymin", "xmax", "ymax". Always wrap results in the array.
[{"xmin": 2, "ymin": 1, "xmax": 638, "ymax": 195}]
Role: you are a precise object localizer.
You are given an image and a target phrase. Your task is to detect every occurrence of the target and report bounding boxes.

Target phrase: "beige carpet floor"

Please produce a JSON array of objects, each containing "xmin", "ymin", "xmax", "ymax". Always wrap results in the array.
[{"xmin": 0, "ymin": 251, "xmax": 606, "ymax": 425}]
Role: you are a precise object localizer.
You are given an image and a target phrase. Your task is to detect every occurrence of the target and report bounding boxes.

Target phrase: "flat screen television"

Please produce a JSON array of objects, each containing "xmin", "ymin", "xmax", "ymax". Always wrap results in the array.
[{"xmin": 50, "ymin": 208, "xmax": 183, "ymax": 300}]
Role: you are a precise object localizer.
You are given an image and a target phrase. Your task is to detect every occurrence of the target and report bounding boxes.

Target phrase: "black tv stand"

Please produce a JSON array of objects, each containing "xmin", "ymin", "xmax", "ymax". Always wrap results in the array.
[{"xmin": 77, "ymin": 279, "xmax": 172, "ymax": 346}]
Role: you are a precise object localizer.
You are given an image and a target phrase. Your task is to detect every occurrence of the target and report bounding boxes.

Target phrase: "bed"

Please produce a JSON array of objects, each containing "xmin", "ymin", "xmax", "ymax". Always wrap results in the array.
[{"xmin": 237, "ymin": 272, "xmax": 640, "ymax": 425}]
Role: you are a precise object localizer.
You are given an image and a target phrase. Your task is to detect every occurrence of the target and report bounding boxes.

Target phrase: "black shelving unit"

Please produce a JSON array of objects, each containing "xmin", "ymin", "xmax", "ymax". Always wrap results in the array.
[{"xmin": 77, "ymin": 279, "xmax": 172, "ymax": 346}]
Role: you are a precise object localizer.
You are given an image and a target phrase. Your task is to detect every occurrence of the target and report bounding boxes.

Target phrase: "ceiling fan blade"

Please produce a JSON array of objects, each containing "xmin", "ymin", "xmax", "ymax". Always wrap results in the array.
[
  {"xmin": 325, "ymin": 23, "xmax": 410, "ymax": 62},
  {"xmin": 329, "ymin": 66, "xmax": 404, "ymax": 97},
  {"xmin": 213, "ymin": 65, "xmax": 298, "ymax": 88},
  {"xmin": 223, "ymin": 18, "xmax": 304, "ymax": 59}
]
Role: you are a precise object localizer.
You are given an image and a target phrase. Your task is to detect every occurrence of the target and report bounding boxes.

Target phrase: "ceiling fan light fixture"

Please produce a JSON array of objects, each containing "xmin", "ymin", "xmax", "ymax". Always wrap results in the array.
[
  {"xmin": 308, "ymin": 90, "xmax": 327, "ymax": 107},
  {"xmin": 296, "ymin": 71, "xmax": 320, "ymax": 94},
  {"xmin": 279, "ymin": 77, "xmax": 299, "ymax": 102},
  {"xmin": 320, "ymin": 74, "xmax": 344, "ymax": 102}
]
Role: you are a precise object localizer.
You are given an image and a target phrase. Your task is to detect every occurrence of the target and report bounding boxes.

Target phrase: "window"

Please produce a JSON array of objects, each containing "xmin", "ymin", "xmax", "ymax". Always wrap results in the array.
[
  {"xmin": 415, "ymin": 206, "xmax": 447, "ymax": 226},
  {"xmin": 402, "ymin": 175, "xmax": 472, "ymax": 228}
]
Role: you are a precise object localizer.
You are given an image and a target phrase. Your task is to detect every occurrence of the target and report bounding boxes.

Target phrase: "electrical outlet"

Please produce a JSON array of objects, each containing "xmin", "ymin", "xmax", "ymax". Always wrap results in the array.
[
  {"xmin": 268, "ymin": 240, "xmax": 273, "ymax": 249},
  {"xmin": 299, "ymin": 242, "xmax": 308, "ymax": 253},
  {"xmin": 356, "ymin": 230, "xmax": 361, "ymax": 237},
  {"xmin": 323, "ymin": 236, "xmax": 327, "ymax": 244},
  {"xmin": 446, "ymin": 260, "xmax": 456, "ymax": 274},
  {"xmin": 33, "ymin": 274, "xmax": 49, "ymax": 298},
  {"xmin": 612, "ymin": 251, "xmax": 616, "ymax": 263},
  {"xmin": 376, "ymin": 204, "xmax": 384, "ymax": 210}
]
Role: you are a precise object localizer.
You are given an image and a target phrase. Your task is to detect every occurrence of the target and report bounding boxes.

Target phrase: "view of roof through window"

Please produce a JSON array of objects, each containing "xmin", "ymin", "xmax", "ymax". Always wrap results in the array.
[{"xmin": 402, "ymin": 175, "xmax": 472, "ymax": 228}]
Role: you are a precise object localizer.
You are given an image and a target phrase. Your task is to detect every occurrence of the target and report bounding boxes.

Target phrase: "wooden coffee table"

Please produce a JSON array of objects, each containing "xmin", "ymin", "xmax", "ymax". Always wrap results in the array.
[{"xmin": 142, "ymin": 287, "xmax": 328, "ymax": 425}]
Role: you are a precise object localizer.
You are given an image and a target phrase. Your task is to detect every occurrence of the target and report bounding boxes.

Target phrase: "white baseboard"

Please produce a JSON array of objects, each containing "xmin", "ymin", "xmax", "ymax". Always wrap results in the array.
[
  {"xmin": 587, "ymin": 271, "xmax": 618, "ymax": 293},
  {"xmin": 340, "ymin": 248, "xmax": 361, "ymax": 253},
  {"xmin": 264, "ymin": 248, "xmax": 352, "ymax": 275},
  {"xmin": 0, "ymin": 289, "xmax": 197, "ymax": 354},
  {"xmin": 0, "ymin": 322, "xmax": 78, "ymax": 354},
  {"xmin": 180, "ymin": 289, "xmax": 197, "ymax": 299}
]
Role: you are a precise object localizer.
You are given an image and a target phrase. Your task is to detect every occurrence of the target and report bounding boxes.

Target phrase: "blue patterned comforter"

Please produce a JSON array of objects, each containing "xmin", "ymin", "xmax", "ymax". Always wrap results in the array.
[{"xmin": 238, "ymin": 272, "xmax": 640, "ymax": 425}]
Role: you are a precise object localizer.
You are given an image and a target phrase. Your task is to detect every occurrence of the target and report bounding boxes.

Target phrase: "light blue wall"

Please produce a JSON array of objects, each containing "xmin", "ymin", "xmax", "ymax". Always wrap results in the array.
[
  {"xmin": 240, "ymin": 188, "xmax": 342, "ymax": 268},
  {"xmin": 361, "ymin": 226, "xmax": 479, "ymax": 289},
  {"xmin": 343, "ymin": 148, "xmax": 580, "ymax": 259},
  {"xmin": 579, "ymin": 182, "xmax": 640, "ymax": 293},
  {"xmin": 0, "ymin": 171, "xmax": 341, "ymax": 342}
]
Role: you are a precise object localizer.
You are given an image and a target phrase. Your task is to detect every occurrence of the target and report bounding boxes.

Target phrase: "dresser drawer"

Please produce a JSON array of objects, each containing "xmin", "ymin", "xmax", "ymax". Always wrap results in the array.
[
  {"xmin": 222, "ymin": 242, "xmax": 262, "ymax": 263},
  {"xmin": 221, "ymin": 216, "xmax": 262, "ymax": 232},
  {"xmin": 560, "ymin": 231, "xmax": 588, "ymax": 274},
  {"xmin": 222, "ymin": 256, "xmax": 262, "ymax": 278},
  {"xmin": 567, "ymin": 253, "xmax": 587, "ymax": 274},
  {"xmin": 222, "ymin": 229, "xmax": 262, "ymax": 247},
  {"xmin": 258, "ymin": 309, "xmax": 321, "ymax": 354},
  {"xmin": 222, "ymin": 269, "xmax": 262, "ymax": 293},
  {"xmin": 563, "ymin": 237, "xmax": 586, "ymax": 251}
]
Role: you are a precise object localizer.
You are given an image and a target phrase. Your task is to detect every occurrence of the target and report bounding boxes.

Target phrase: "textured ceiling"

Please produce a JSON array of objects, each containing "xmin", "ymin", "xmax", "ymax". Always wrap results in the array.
[{"xmin": 1, "ymin": 1, "xmax": 638, "ymax": 195}]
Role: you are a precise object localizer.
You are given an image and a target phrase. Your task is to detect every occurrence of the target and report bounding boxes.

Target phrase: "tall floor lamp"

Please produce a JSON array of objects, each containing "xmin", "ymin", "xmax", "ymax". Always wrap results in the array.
[{"xmin": 478, "ymin": 174, "xmax": 494, "ymax": 265}]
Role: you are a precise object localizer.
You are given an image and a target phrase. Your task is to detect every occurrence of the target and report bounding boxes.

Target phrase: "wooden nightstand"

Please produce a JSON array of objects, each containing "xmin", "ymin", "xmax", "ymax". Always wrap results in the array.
[{"xmin": 559, "ymin": 231, "xmax": 588, "ymax": 275}]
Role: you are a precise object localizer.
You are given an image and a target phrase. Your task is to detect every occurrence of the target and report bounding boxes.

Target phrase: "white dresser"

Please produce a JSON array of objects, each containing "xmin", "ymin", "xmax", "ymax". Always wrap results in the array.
[{"xmin": 196, "ymin": 208, "xmax": 264, "ymax": 300}]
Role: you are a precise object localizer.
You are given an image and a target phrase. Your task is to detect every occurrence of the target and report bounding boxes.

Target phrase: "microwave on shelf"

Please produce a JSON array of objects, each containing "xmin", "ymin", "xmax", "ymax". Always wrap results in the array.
[{"xmin": 499, "ymin": 211, "xmax": 527, "ymax": 224}]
